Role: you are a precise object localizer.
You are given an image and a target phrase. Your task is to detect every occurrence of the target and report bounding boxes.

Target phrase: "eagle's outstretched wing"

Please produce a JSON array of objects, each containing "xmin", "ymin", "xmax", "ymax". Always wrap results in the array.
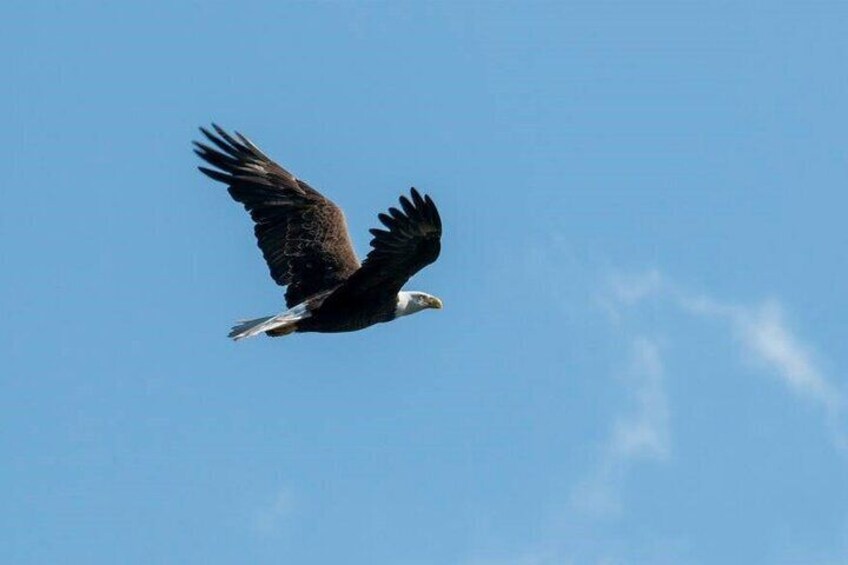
[
  {"xmin": 325, "ymin": 188, "xmax": 441, "ymax": 304},
  {"xmin": 194, "ymin": 124, "xmax": 360, "ymax": 307}
]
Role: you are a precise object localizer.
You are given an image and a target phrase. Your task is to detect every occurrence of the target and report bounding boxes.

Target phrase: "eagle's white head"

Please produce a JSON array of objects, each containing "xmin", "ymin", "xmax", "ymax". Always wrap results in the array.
[{"xmin": 395, "ymin": 291, "xmax": 443, "ymax": 318}]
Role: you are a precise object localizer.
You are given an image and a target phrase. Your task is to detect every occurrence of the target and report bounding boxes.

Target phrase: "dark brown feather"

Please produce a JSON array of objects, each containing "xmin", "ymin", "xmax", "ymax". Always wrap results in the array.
[
  {"xmin": 321, "ymin": 187, "xmax": 442, "ymax": 309},
  {"xmin": 195, "ymin": 124, "xmax": 360, "ymax": 307}
]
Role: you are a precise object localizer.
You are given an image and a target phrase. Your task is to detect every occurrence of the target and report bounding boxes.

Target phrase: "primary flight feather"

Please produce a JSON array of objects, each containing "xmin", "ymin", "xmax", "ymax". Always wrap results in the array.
[{"xmin": 193, "ymin": 124, "xmax": 443, "ymax": 340}]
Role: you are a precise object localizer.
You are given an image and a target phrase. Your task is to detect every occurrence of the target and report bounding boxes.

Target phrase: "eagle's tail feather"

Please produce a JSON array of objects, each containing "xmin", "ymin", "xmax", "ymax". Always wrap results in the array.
[{"xmin": 228, "ymin": 303, "xmax": 311, "ymax": 341}]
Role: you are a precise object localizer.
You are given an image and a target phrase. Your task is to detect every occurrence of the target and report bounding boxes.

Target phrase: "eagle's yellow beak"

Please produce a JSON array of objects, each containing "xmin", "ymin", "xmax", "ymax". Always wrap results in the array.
[{"xmin": 427, "ymin": 296, "xmax": 443, "ymax": 309}]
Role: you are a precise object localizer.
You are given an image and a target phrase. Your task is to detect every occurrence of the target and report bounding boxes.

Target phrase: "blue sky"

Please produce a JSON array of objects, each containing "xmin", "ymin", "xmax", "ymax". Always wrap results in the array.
[{"xmin": 2, "ymin": 2, "xmax": 847, "ymax": 563}]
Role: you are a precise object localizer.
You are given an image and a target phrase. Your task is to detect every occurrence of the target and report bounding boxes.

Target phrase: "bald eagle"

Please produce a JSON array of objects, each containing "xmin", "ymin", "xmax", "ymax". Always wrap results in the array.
[{"xmin": 193, "ymin": 125, "xmax": 443, "ymax": 340}]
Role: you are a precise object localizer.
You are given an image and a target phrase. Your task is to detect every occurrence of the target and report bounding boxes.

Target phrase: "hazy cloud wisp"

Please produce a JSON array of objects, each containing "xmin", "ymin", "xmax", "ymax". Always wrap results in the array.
[
  {"xmin": 609, "ymin": 270, "xmax": 847, "ymax": 451},
  {"xmin": 571, "ymin": 336, "xmax": 670, "ymax": 518}
]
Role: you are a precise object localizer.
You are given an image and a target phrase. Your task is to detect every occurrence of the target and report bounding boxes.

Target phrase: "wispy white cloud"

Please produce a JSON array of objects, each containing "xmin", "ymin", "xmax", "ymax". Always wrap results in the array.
[
  {"xmin": 611, "ymin": 337, "xmax": 670, "ymax": 460},
  {"xmin": 572, "ymin": 336, "xmax": 670, "ymax": 519},
  {"xmin": 468, "ymin": 253, "xmax": 844, "ymax": 565},
  {"xmin": 608, "ymin": 270, "xmax": 847, "ymax": 451},
  {"xmin": 253, "ymin": 487, "xmax": 294, "ymax": 536},
  {"xmin": 609, "ymin": 269, "xmax": 664, "ymax": 306},
  {"xmin": 682, "ymin": 295, "xmax": 829, "ymax": 397},
  {"xmin": 736, "ymin": 302, "xmax": 847, "ymax": 450}
]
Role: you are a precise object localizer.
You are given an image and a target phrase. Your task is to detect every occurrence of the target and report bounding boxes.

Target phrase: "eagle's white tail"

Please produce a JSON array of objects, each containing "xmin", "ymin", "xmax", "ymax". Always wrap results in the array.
[{"xmin": 228, "ymin": 302, "xmax": 311, "ymax": 341}]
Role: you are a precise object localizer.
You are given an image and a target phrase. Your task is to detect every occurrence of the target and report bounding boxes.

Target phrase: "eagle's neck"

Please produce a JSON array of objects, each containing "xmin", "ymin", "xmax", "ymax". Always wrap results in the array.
[{"xmin": 394, "ymin": 291, "xmax": 423, "ymax": 318}]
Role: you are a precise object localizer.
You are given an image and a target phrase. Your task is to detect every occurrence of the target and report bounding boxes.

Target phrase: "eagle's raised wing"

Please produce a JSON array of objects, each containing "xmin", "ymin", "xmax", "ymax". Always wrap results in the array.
[
  {"xmin": 194, "ymin": 124, "xmax": 360, "ymax": 307},
  {"xmin": 326, "ymin": 188, "xmax": 441, "ymax": 303}
]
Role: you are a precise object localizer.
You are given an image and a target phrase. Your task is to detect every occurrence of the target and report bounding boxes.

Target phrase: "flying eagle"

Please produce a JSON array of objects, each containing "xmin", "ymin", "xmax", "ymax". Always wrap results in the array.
[{"xmin": 193, "ymin": 124, "xmax": 443, "ymax": 340}]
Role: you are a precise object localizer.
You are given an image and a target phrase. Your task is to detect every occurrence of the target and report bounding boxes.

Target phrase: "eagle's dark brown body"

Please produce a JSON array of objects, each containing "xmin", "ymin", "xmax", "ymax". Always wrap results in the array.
[
  {"xmin": 193, "ymin": 124, "xmax": 442, "ymax": 339},
  {"xmin": 291, "ymin": 288, "xmax": 399, "ymax": 334}
]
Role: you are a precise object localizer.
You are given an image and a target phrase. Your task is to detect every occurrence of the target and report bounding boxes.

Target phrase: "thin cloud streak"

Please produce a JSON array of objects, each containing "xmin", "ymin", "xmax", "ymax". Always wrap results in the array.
[
  {"xmin": 611, "ymin": 337, "xmax": 670, "ymax": 461},
  {"xmin": 572, "ymin": 336, "xmax": 670, "ymax": 518},
  {"xmin": 253, "ymin": 487, "xmax": 294, "ymax": 536},
  {"xmin": 609, "ymin": 269, "xmax": 847, "ymax": 451}
]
